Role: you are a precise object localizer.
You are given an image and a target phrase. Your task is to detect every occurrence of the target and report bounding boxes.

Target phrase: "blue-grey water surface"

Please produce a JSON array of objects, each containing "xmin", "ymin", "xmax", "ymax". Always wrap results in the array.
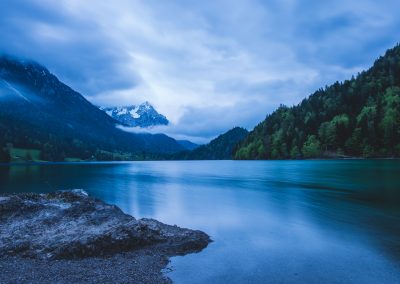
[{"xmin": 1, "ymin": 160, "xmax": 400, "ymax": 283}]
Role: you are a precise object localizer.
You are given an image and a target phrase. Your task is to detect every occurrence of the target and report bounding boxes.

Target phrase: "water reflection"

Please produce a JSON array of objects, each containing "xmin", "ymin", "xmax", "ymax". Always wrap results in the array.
[{"xmin": 0, "ymin": 160, "xmax": 399, "ymax": 283}]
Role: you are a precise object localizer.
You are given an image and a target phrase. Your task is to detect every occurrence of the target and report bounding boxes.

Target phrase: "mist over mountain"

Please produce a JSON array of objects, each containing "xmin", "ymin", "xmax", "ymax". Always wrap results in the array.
[
  {"xmin": 2, "ymin": 44, "xmax": 400, "ymax": 162},
  {"xmin": 0, "ymin": 56, "xmax": 184, "ymax": 161}
]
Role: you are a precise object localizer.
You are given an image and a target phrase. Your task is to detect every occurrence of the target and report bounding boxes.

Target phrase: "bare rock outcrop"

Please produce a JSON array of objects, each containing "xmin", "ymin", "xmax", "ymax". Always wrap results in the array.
[{"xmin": 0, "ymin": 190, "xmax": 210, "ymax": 260}]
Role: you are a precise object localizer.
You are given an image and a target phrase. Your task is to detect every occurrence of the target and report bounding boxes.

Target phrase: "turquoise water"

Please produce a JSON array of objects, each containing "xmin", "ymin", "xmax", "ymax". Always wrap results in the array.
[{"xmin": 1, "ymin": 160, "xmax": 400, "ymax": 283}]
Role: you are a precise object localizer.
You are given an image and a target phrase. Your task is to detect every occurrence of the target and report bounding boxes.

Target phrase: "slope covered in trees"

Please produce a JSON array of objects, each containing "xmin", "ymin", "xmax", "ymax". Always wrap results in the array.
[
  {"xmin": 235, "ymin": 44, "xmax": 400, "ymax": 159},
  {"xmin": 173, "ymin": 127, "xmax": 248, "ymax": 160},
  {"xmin": 0, "ymin": 56, "xmax": 184, "ymax": 162}
]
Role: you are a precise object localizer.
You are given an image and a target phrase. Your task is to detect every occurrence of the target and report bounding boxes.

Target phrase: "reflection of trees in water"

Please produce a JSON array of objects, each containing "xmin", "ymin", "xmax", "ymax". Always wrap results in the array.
[
  {"xmin": 248, "ymin": 160, "xmax": 400, "ymax": 265},
  {"xmin": 1, "ymin": 165, "xmax": 42, "ymax": 193},
  {"xmin": 363, "ymin": 209, "xmax": 400, "ymax": 264},
  {"xmin": 1, "ymin": 161, "xmax": 400, "ymax": 265},
  {"xmin": 0, "ymin": 166, "xmax": 10, "ymax": 187},
  {"xmin": 291, "ymin": 182, "xmax": 400, "ymax": 264},
  {"xmin": 9, "ymin": 165, "xmax": 40, "ymax": 182}
]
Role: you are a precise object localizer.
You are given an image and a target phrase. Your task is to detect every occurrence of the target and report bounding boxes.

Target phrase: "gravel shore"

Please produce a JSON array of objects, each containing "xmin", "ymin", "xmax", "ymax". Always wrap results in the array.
[
  {"xmin": 1, "ymin": 245, "xmax": 177, "ymax": 283},
  {"xmin": 0, "ymin": 190, "xmax": 211, "ymax": 283}
]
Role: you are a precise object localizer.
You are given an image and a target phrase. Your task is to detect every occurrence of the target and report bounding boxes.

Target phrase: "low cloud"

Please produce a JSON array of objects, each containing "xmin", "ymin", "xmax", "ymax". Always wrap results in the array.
[{"xmin": 1, "ymin": 0, "xmax": 400, "ymax": 142}]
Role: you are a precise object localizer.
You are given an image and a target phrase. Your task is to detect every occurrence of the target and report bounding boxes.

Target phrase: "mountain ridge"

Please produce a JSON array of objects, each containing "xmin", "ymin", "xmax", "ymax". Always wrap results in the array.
[
  {"xmin": 176, "ymin": 140, "xmax": 199, "ymax": 151},
  {"xmin": 234, "ymin": 44, "xmax": 400, "ymax": 159},
  {"xmin": 100, "ymin": 102, "xmax": 169, "ymax": 128},
  {"xmin": 172, "ymin": 127, "xmax": 248, "ymax": 160},
  {"xmin": 0, "ymin": 55, "xmax": 184, "ymax": 161}
]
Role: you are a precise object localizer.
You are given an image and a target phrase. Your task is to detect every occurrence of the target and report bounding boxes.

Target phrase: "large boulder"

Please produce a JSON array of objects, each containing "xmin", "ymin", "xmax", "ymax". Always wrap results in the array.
[{"xmin": 0, "ymin": 190, "xmax": 210, "ymax": 260}]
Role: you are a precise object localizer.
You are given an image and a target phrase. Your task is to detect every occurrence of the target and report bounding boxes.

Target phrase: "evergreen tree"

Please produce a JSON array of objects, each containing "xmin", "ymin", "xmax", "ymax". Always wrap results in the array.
[{"xmin": 235, "ymin": 44, "xmax": 400, "ymax": 159}]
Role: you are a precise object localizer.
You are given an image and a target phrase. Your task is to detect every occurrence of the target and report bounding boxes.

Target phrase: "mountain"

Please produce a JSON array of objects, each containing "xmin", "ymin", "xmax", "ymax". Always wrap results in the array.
[
  {"xmin": 173, "ymin": 127, "xmax": 248, "ymax": 160},
  {"xmin": 235, "ymin": 44, "xmax": 400, "ymax": 160},
  {"xmin": 177, "ymin": 140, "xmax": 199, "ymax": 151},
  {"xmin": 0, "ymin": 56, "xmax": 184, "ymax": 162},
  {"xmin": 100, "ymin": 102, "xmax": 169, "ymax": 128}
]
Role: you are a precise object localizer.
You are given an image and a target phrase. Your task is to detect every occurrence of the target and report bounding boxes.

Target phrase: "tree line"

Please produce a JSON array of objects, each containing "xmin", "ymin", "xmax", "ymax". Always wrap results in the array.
[{"xmin": 235, "ymin": 44, "xmax": 400, "ymax": 159}]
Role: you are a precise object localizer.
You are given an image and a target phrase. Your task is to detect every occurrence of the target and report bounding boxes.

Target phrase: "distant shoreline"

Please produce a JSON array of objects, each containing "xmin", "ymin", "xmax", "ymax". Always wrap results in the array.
[{"xmin": 1, "ymin": 157, "xmax": 400, "ymax": 166}]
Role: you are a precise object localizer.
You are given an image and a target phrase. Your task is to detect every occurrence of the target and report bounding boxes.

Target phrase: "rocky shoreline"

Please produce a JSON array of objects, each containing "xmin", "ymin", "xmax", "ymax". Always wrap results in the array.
[{"xmin": 0, "ymin": 190, "xmax": 211, "ymax": 283}]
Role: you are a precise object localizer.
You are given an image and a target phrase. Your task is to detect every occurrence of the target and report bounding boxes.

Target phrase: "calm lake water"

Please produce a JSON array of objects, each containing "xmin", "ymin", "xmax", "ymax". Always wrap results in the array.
[{"xmin": 1, "ymin": 160, "xmax": 400, "ymax": 283}]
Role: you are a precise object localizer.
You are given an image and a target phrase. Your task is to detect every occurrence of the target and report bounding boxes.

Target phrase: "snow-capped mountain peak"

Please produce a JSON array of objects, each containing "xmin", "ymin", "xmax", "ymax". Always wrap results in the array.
[{"xmin": 100, "ymin": 102, "xmax": 169, "ymax": 128}]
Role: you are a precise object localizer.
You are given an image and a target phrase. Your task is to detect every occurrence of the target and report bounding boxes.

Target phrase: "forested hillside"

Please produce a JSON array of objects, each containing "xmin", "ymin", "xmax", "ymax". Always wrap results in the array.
[
  {"xmin": 0, "ymin": 56, "xmax": 184, "ymax": 162},
  {"xmin": 173, "ymin": 127, "xmax": 248, "ymax": 160},
  {"xmin": 235, "ymin": 44, "xmax": 400, "ymax": 159}
]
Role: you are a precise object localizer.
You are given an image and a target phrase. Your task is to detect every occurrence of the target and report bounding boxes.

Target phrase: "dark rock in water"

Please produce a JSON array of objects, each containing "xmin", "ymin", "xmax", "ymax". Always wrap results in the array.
[{"xmin": 0, "ymin": 189, "xmax": 211, "ymax": 260}]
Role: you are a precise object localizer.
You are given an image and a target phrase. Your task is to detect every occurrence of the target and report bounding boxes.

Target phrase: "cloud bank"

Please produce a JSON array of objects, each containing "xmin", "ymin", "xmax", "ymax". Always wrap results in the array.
[{"xmin": 1, "ymin": 0, "xmax": 399, "ymax": 141}]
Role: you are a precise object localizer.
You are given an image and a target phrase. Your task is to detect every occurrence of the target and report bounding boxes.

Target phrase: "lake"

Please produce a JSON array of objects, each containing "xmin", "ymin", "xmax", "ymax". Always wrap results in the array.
[{"xmin": 1, "ymin": 160, "xmax": 400, "ymax": 283}]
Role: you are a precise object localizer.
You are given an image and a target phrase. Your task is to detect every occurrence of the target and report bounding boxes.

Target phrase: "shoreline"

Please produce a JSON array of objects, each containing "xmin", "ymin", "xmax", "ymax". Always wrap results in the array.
[
  {"xmin": 0, "ymin": 248, "xmax": 175, "ymax": 283},
  {"xmin": 0, "ymin": 190, "xmax": 211, "ymax": 283},
  {"xmin": 1, "ymin": 157, "xmax": 400, "ymax": 166}
]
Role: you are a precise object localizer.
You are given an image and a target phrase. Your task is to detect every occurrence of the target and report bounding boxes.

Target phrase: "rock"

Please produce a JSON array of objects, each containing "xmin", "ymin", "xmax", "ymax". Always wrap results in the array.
[
  {"xmin": 0, "ymin": 197, "xmax": 10, "ymax": 202},
  {"xmin": 0, "ymin": 190, "xmax": 211, "ymax": 260}
]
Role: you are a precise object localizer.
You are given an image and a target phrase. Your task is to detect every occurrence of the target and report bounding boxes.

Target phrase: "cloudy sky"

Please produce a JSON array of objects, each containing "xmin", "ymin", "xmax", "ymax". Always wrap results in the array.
[{"xmin": 1, "ymin": 0, "xmax": 399, "ymax": 143}]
